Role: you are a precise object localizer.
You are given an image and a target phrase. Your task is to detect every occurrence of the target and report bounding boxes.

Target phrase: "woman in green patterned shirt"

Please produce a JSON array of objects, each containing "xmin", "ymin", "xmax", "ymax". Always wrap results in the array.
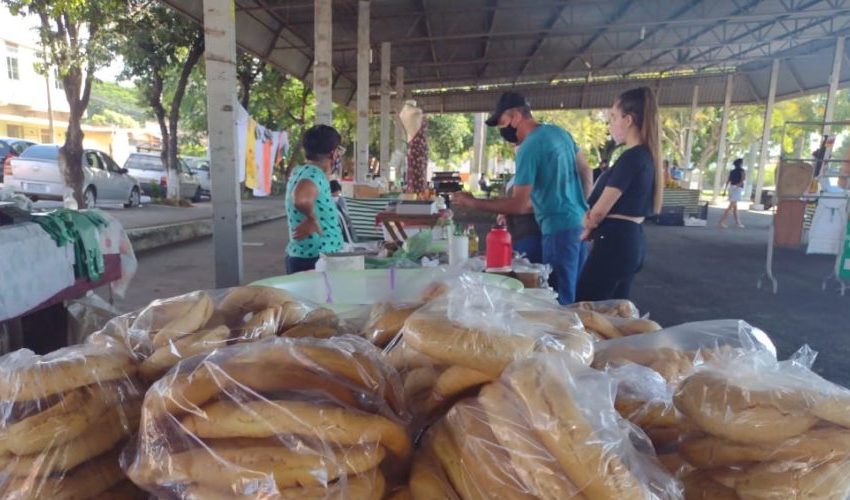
[{"xmin": 285, "ymin": 125, "xmax": 345, "ymax": 273}]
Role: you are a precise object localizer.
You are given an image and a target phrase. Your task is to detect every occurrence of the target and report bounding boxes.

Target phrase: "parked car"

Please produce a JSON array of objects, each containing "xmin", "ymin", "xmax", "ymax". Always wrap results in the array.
[
  {"xmin": 6, "ymin": 144, "xmax": 141, "ymax": 208},
  {"xmin": 124, "ymin": 152, "xmax": 202, "ymax": 202},
  {"xmin": 0, "ymin": 137, "xmax": 37, "ymax": 184},
  {"xmin": 181, "ymin": 156, "xmax": 211, "ymax": 198}
]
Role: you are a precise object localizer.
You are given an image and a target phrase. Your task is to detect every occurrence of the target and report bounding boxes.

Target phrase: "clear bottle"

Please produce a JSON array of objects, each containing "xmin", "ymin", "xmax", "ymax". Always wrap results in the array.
[{"xmin": 467, "ymin": 224, "xmax": 479, "ymax": 257}]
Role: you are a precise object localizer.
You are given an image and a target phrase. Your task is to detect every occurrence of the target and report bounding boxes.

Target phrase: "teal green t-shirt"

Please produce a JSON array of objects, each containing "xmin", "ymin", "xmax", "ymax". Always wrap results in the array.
[
  {"xmin": 513, "ymin": 124, "xmax": 588, "ymax": 234},
  {"xmin": 285, "ymin": 165, "xmax": 343, "ymax": 258}
]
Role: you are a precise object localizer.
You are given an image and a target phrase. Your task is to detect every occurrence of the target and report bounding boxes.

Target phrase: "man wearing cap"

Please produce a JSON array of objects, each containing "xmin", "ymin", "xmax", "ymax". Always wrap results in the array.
[{"xmin": 452, "ymin": 92, "xmax": 593, "ymax": 305}]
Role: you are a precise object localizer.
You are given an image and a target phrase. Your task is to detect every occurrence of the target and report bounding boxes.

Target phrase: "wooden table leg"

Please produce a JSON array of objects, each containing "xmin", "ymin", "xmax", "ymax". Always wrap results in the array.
[{"xmin": 383, "ymin": 221, "xmax": 403, "ymax": 245}]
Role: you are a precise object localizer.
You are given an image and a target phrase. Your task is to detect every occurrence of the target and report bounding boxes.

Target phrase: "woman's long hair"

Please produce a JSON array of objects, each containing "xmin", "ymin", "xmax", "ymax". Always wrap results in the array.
[{"xmin": 616, "ymin": 87, "xmax": 663, "ymax": 214}]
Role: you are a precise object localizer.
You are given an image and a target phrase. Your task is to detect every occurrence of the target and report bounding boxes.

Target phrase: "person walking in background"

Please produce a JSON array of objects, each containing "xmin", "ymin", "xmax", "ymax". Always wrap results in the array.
[
  {"xmin": 718, "ymin": 158, "xmax": 746, "ymax": 229},
  {"xmin": 576, "ymin": 87, "xmax": 664, "ymax": 301},
  {"xmin": 452, "ymin": 91, "xmax": 593, "ymax": 304},
  {"xmin": 285, "ymin": 125, "xmax": 344, "ymax": 274}
]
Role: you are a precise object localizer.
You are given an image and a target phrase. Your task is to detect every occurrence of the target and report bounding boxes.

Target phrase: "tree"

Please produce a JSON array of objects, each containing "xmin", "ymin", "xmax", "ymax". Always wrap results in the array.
[
  {"xmin": 4, "ymin": 0, "xmax": 123, "ymax": 206},
  {"xmin": 427, "ymin": 114, "xmax": 473, "ymax": 167},
  {"xmin": 236, "ymin": 51, "xmax": 265, "ymax": 110},
  {"xmin": 88, "ymin": 80, "xmax": 148, "ymax": 124},
  {"xmin": 88, "ymin": 109, "xmax": 139, "ymax": 128},
  {"xmin": 117, "ymin": 2, "xmax": 204, "ymax": 200}
]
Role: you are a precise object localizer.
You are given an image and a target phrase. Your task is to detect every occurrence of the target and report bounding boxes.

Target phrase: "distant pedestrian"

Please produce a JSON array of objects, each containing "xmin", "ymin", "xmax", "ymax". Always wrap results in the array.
[{"xmin": 718, "ymin": 158, "xmax": 746, "ymax": 229}]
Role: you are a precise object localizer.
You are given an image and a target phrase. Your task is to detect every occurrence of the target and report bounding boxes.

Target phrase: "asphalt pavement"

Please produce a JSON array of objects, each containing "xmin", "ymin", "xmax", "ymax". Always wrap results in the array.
[{"xmin": 99, "ymin": 203, "xmax": 850, "ymax": 386}]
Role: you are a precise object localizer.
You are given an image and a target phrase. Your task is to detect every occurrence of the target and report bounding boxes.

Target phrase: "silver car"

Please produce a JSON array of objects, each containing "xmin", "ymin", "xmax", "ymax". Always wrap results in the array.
[
  {"xmin": 124, "ymin": 152, "xmax": 203, "ymax": 202},
  {"xmin": 6, "ymin": 144, "xmax": 141, "ymax": 208},
  {"xmin": 181, "ymin": 156, "xmax": 211, "ymax": 199}
]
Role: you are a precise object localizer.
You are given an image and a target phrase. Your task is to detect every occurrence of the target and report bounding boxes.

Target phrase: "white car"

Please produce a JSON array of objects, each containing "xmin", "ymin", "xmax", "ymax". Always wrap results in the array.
[
  {"xmin": 6, "ymin": 144, "xmax": 141, "ymax": 208},
  {"xmin": 124, "ymin": 152, "xmax": 203, "ymax": 202},
  {"xmin": 181, "ymin": 156, "xmax": 211, "ymax": 198}
]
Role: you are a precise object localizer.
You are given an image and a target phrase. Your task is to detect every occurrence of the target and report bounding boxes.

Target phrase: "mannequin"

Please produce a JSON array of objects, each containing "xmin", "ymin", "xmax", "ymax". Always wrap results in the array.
[
  {"xmin": 400, "ymin": 100, "xmax": 428, "ymax": 194},
  {"xmin": 400, "ymin": 100, "xmax": 424, "ymax": 142}
]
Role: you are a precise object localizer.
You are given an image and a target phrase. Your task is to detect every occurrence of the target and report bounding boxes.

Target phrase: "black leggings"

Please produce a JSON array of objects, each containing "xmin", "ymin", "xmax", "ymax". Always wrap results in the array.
[{"xmin": 576, "ymin": 218, "xmax": 646, "ymax": 301}]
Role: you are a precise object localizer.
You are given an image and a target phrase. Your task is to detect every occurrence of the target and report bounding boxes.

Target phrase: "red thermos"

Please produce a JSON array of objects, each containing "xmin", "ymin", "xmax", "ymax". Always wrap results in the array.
[{"xmin": 486, "ymin": 225, "xmax": 513, "ymax": 270}]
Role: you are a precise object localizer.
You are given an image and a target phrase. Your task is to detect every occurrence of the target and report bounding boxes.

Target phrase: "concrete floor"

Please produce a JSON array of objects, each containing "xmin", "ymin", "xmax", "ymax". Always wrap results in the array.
[{"xmin": 103, "ymin": 204, "xmax": 850, "ymax": 385}]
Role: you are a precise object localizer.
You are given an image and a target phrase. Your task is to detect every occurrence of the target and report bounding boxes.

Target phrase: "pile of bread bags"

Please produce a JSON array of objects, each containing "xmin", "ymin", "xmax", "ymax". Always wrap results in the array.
[{"xmin": 0, "ymin": 273, "xmax": 847, "ymax": 499}]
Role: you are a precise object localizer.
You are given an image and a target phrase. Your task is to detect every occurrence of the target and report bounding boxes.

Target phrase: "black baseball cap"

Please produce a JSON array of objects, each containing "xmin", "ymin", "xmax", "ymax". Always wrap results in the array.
[{"xmin": 485, "ymin": 91, "xmax": 530, "ymax": 127}]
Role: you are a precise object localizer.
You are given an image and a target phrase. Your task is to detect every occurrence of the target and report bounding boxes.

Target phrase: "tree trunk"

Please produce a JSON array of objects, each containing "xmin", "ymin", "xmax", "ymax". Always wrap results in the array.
[
  {"xmin": 61, "ymin": 109, "xmax": 85, "ymax": 207},
  {"xmin": 60, "ymin": 70, "xmax": 86, "ymax": 208},
  {"xmin": 163, "ymin": 29, "xmax": 205, "ymax": 201}
]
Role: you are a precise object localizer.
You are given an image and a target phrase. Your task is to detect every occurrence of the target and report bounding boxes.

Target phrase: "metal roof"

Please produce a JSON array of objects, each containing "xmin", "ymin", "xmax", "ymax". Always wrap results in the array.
[{"xmin": 161, "ymin": 0, "xmax": 850, "ymax": 111}]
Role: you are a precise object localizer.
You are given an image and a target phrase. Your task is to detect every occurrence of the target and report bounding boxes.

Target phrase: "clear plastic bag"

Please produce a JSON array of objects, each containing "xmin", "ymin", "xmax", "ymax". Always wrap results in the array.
[
  {"xmin": 387, "ymin": 275, "xmax": 595, "ymax": 428},
  {"xmin": 672, "ymin": 347, "xmax": 850, "ymax": 499},
  {"xmin": 592, "ymin": 319, "xmax": 777, "ymax": 384},
  {"xmin": 88, "ymin": 286, "xmax": 347, "ymax": 383},
  {"xmin": 414, "ymin": 353, "xmax": 682, "ymax": 499},
  {"xmin": 568, "ymin": 299, "xmax": 641, "ymax": 318},
  {"xmin": 124, "ymin": 335, "xmax": 411, "ymax": 499},
  {"xmin": 0, "ymin": 344, "xmax": 145, "ymax": 499}
]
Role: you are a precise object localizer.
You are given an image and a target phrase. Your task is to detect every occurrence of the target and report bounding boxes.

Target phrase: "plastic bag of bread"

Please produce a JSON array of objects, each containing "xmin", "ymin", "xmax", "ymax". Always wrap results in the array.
[
  {"xmin": 361, "ymin": 301, "xmax": 424, "ymax": 348},
  {"xmin": 593, "ymin": 319, "xmax": 776, "ymax": 385},
  {"xmin": 88, "ymin": 286, "xmax": 345, "ymax": 383},
  {"xmin": 386, "ymin": 276, "xmax": 594, "ymax": 427},
  {"xmin": 565, "ymin": 300, "xmax": 664, "ymax": 339},
  {"xmin": 568, "ymin": 298, "xmax": 641, "ymax": 318},
  {"xmin": 124, "ymin": 335, "xmax": 411, "ymax": 499},
  {"xmin": 671, "ymin": 347, "xmax": 850, "ymax": 499},
  {"xmin": 607, "ymin": 363, "xmax": 702, "ymax": 454},
  {"xmin": 0, "ymin": 344, "xmax": 146, "ymax": 499},
  {"xmin": 414, "ymin": 353, "xmax": 682, "ymax": 499}
]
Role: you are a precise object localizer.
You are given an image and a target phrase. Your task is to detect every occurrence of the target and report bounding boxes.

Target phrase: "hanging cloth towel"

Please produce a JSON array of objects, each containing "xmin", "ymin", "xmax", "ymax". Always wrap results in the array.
[{"xmin": 807, "ymin": 197, "xmax": 849, "ymax": 255}]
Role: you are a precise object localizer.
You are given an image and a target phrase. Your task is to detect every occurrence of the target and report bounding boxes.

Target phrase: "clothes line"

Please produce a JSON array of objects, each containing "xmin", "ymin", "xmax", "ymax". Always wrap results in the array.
[{"xmin": 235, "ymin": 105, "xmax": 289, "ymax": 197}]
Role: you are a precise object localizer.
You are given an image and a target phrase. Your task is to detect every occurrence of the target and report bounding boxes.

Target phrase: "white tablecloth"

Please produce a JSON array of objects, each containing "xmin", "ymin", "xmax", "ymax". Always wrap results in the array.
[
  {"xmin": 0, "ymin": 209, "xmax": 137, "ymax": 321},
  {"xmin": 0, "ymin": 223, "xmax": 75, "ymax": 321}
]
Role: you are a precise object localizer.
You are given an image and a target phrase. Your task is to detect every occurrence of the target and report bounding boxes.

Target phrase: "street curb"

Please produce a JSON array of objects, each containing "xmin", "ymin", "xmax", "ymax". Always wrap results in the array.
[{"xmin": 127, "ymin": 208, "xmax": 285, "ymax": 253}]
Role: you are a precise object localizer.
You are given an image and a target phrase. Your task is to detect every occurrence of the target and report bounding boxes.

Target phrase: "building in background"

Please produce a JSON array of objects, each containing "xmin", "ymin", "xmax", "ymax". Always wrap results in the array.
[{"xmin": 0, "ymin": 8, "xmax": 159, "ymax": 164}]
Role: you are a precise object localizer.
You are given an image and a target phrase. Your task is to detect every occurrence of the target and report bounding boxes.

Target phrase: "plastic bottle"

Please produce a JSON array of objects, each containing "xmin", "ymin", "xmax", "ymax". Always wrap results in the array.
[
  {"xmin": 485, "ymin": 225, "xmax": 513, "ymax": 270},
  {"xmin": 467, "ymin": 224, "xmax": 479, "ymax": 257}
]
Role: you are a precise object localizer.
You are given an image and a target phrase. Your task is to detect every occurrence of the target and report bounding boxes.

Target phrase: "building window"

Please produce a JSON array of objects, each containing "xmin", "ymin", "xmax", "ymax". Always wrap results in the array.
[
  {"xmin": 7, "ymin": 125, "xmax": 23, "ymax": 138},
  {"xmin": 5, "ymin": 43, "xmax": 19, "ymax": 80},
  {"xmin": 41, "ymin": 129, "xmax": 51, "ymax": 143},
  {"xmin": 53, "ymin": 68, "xmax": 63, "ymax": 90}
]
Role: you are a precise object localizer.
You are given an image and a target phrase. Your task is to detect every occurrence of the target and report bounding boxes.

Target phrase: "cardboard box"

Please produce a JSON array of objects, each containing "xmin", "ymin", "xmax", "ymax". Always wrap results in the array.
[{"xmin": 353, "ymin": 184, "xmax": 384, "ymax": 199}]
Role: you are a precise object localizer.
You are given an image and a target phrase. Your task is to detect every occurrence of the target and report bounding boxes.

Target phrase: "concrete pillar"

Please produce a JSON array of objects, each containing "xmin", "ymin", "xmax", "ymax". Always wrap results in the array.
[
  {"xmin": 379, "ymin": 42, "xmax": 391, "ymax": 176},
  {"xmin": 744, "ymin": 142, "xmax": 758, "ymax": 201},
  {"xmin": 393, "ymin": 66, "xmax": 405, "ymax": 150},
  {"xmin": 753, "ymin": 59, "xmax": 780, "ymax": 210},
  {"xmin": 683, "ymin": 85, "xmax": 699, "ymax": 170},
  {"xmin": 712, "ymin": 75, "xmax": 734, "ymax": 205},
  {"xmin": 203, "ymin": 0, "xmax": 242, "ymax": 287},
  {"xmin": 356, "ymin": 0, "xmax": 370, "ymax": 183},
  {"xmin": 472, "ymin": 112, "xmax": 486, "ymax": 188},
  {"xmin": 824, "ymin": 36, "xmax": 845, "ymax": 134},
  {"xmin": 314, "ymin": 0, "xmax": 333, "ymax": 125}
]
